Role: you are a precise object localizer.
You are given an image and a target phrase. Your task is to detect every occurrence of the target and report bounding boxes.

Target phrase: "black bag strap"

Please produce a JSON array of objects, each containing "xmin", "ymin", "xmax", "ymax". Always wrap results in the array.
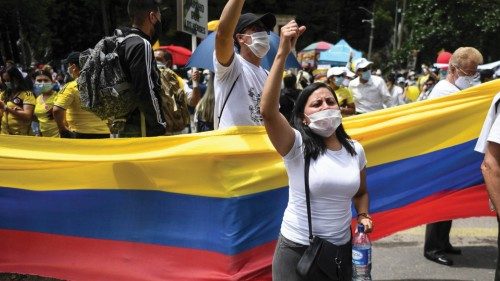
[
  {"xmin": 304, "ymin": 155, "xmax": 314, "ymax": 243},
  {"xmin": 217, "ymin": 74, "xmax": 240, "ymax": 127},
  {"xmin": 495, "ymin": 98, "xmax": 500, "ymax": 114}
]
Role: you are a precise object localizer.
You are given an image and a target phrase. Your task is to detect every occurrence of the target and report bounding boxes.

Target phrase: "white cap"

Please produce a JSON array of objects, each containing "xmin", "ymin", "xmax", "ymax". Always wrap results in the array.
[
  {"xmin": 433, "ymin": 63, "xmax": 448, "ymax": 69},
  {"xmin": 354, "ymin": 58, "xmax": 373, "ymax": 72},
  {"xmin": 345, "ymin": 68, "xmax": 356, "ymax": 78},
  {"xmin": 396, "ymin": 76, "xmax": 405, "ymax": 84},
  {"xmin": 327, "ymin": 67, "xmax": 345, "ymax": 78}
]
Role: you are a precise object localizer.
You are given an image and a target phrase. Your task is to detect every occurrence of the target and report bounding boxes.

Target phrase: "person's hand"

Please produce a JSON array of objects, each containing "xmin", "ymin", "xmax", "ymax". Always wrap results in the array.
[
  {"xmin": 59, "ymin": 129, "xmax": 75, "ymax": 138},
  {"xmin": 358, "ymin": 213, "xmax": 373, "ymax": 233},
  {"xmin": 279, "ymin": 20, "xmax": 306, "ymax": 56},
  {"xmin": 191, "ymin": 70, "xmax": 201, "ymax": 86}
]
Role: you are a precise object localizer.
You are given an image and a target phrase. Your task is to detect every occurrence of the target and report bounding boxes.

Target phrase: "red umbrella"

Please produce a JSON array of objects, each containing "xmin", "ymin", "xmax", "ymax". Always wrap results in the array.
[
  {"xmin": 157, "ymin": 45, "xmax": 192, "ymax": 66},
  {"xmin": 301, "ymin": 41, "xmax": 333, "ymax": 52}
]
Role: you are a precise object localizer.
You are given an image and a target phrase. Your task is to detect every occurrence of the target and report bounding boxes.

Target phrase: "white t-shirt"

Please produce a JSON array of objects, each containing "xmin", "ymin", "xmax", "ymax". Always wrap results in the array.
[
  {"xmin": 213, "ymin": 52, "xmax": 268, "ymax": 129},
  {"xmin": 389, "ymin": 85, "xmax": 405, "ymax": 107},
  {"xmin": 349, "ymin": 75, "xmax": 393, "ymax": 113},
  {"xmin": 280, "ymin": 129, "xmax": 367, "ymax": 246},
  {"xmin": 427, "ymin": 80, "xmax": 460, "ymax": 99},
  {"xmin": 475, "ymin": 93, "xmax": 500, "ymax": 153}
]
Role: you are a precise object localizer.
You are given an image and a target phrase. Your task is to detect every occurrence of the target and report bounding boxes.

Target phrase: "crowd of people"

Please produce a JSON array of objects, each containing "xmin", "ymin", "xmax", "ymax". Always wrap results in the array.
[
  {"xmin": 1, "ymin": 0, "xmax": 499, "ymax": 279},
  {"xmin": 0, "ymin": 6, "xmax": 496, "ymax": 139}
]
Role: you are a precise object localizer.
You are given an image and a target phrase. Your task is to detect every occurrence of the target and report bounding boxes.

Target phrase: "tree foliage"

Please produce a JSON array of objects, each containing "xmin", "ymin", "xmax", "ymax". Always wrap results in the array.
[
  {"xmin": 393, "ymin": 0, "xmax": 500, "ymax": 69},
  {"xmin": 1, "ymin": 0, "xmax": 498, "ymax": 72}
]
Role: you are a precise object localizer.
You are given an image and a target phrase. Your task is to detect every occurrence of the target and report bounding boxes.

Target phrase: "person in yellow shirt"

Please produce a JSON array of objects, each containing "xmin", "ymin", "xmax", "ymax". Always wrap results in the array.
[
  {"xmin": 33, "ymin": 69, "xmax": 59, "ymax": 137},
  {"xmin": 326, "ymin": 66, "xmax": 355, "ymax": 116},
  {"xmin": 53, "ymin": 52, "xmax": 110, "ymax": 139},
  {"xmin": 0, "ymin": 66, "xmax": 35, "ymax": 135}
]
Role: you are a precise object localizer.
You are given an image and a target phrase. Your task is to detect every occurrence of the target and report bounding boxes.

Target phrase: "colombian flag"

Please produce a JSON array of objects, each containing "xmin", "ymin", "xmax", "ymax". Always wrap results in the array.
[{"xmin": 0, "ymin": 80, "xmax": 499, "ymax": 280}]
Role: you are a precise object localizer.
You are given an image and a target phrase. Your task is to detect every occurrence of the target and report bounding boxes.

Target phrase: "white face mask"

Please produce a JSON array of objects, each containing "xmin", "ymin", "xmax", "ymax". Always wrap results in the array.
[
  {"xmin": 342, "ymin": 78, "xmax": 350, "ymax": 87},
  {"xmin": 244, "ymin": 31, "xmax": 270, "ymax": 58},
  {"xmin": 454, "ymin": 75, "xmax": 474, "ymax": 90},
  {"xmin": 34, "ymin": 82, "xmax": 53, "ymax": 95},
  {"xmin": 306, "ymin": 109, "xmax": 342, "ymax": 138},
  {"xmin": 361, "ymin": 70, "xmax": 371, "ymax": 81},
  {"xmin": 334, "ymin": 77, "xmax": 344, "ymax": 86}
]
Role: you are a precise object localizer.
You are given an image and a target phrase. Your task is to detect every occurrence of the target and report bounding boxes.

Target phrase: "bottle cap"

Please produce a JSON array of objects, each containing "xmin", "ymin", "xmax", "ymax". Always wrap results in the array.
[{"xmin": 357, "ymin": 224, "xmax": 365, "ymax": 233}]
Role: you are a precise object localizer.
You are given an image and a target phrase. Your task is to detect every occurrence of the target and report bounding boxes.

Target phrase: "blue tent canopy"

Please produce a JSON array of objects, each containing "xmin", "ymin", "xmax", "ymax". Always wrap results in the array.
[{"xmin": 318, "ymin": 39, "xmax": 363, "ymax": 66}]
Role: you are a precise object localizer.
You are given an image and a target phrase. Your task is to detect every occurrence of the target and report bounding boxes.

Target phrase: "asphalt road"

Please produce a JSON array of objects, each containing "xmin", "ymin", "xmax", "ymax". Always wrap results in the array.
[{"xmin": 372, "ymin": 217, "xmax": 498, "ymax": 281}]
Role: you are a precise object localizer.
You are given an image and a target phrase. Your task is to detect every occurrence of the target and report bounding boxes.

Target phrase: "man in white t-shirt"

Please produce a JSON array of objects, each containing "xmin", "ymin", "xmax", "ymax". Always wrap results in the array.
[
  {"xmin": 348, "ymin": 58, "xmax": 393, "ymax": 114},
  {"xmin": 475, "ymin": 92, "xmax": 500, "ymax": 280},
  {"xmin": 424, "ymin": 47, "xmax": 484, "ymax": 267},
  {"xmin": 427, "ymin": 47, "xmax": 483, "ymax": 100},
  {"xmin": 213, "ymin": 0, "xmax": 276, "ymax": 129}
]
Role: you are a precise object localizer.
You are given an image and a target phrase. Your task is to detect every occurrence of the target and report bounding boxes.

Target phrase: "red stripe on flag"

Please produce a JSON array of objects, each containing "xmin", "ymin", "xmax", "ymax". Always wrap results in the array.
[
  {"xmin": 354, "ymin": 184, "xmax": 495, "ymax": 241},
  {"xmin": 0, "ymin": 230, "xmax": 274, "ymax": 281}
]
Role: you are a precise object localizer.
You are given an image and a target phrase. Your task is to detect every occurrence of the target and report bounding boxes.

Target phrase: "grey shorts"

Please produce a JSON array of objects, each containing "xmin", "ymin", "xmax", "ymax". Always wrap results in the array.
[{"xmin": 272, "ymin": 233, "xmax": 352, "ymax": 281}]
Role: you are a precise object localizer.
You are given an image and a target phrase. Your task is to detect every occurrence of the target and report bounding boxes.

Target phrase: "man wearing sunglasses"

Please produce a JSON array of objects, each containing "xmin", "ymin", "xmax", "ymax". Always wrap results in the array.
[
  {"xmin": 214, "ymin": 0, "xmax": 276, "ymax": 129},
  {"xmin": 427, "ymin": 47, "xmax": 483, "ymax": 100},
  {"xmin": 424, "ymin": 46, "xmax": 483, "ymax": 266}
]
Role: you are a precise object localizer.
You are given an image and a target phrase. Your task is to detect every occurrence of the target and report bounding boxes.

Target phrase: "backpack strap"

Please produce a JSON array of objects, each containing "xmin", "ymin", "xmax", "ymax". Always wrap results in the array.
[
  {"xmin": 116, "ymin": 33, "xmax": 141, "ymax": 44},
  {"xmin": 217, "ymin": 74, "xmax": 240, "ymax": 128},
  {"xmin": 495, "ymin": 98, "xmax": 500, "ymax": 114}
]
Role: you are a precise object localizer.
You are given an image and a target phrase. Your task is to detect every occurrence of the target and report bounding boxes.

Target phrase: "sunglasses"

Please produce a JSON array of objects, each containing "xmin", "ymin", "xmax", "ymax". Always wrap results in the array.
[{"xmin": 453, "ymin": 64, "xmax": 479, "ymax": 79}]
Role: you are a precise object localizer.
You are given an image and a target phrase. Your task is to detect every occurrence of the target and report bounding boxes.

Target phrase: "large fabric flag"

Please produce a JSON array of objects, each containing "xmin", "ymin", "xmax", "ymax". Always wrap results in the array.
[{"xmin": 0, "ymin": 80, "xmax": 499, "ymax": 280}]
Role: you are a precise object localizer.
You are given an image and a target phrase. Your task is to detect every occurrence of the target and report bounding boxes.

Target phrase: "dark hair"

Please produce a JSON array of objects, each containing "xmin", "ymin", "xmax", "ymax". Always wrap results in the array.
[
  {"xmin": 386, "ymin": 73, "xmax": 396, "ymax": 84},
  {"xmin": 283, "ymin": 73, "xmax": 297, "ymax": 89},
  {"xmin": 33, "ymin": 69, "xmax": 53, "ymax": 81},
  {"xmin": 127, "ymin": 0, "xmax": 161, "ymax": 22},
  {"xmin": 480, "ymin": 69, "xmax": 494, "ymax": 83},
  {"xmin": 291, "ymin": 82, "xmax": 357, "ymax": 160},
  {"xmin": 162, "ymin": 50, "xmax": 172, "ymax": 62},
  {"xmin": 425, "ymin": 75, "xmax": 437, "ymax": 84},
  {"xmin": 1, "ymin": 66, "xmax": 32, "ymax": 98}
]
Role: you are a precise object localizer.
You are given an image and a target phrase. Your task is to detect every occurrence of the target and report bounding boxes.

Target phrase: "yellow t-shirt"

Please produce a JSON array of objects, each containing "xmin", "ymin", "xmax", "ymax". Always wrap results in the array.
[
  {"xmin": 34, "ymin": 92, "xmax": 59, "ymax": 137},
  {"xmin": 0, "ymin": 91, "xmax": 35, "ymax": 135},
  {"xmin": 405, "ymin": 85, "xmax": 421, "ymax": 102},
  {"xmin": 334, "ymin": 87, "xmax": 354, "ymax": 106},
  {"xmin": 53, "ymin": 81, "xmax": 110, "ymax": 134},
  {"xmin": 417, "ymin": 74, "xmax": 429, "ymax": 92}
]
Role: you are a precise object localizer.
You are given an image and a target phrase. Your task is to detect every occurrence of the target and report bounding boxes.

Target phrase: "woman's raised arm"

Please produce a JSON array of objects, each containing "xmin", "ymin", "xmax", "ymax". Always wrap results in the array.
[{"xmin": 260, "ymin": 21, "xmax": 306, "ymax": 156}]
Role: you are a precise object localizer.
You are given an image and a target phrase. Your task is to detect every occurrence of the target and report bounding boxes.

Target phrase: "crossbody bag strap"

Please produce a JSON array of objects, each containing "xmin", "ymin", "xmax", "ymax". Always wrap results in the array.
[
  {"xmin": 217, "ymin": 74, "xmax": 240, "ymax": 128},
  {"xmin": 304, "ymin": 155, "xmax": 313, "ymax": 243}
]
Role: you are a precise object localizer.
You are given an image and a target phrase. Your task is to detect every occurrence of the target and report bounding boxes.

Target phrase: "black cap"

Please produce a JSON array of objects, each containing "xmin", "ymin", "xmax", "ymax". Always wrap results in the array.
[
  {"xmin": 63, "ymin": 52, "xmax": 80, "ymax": 66},
  {"xmin": 234, "ymin": 13, "xmax": 276, "ymax": 35}
]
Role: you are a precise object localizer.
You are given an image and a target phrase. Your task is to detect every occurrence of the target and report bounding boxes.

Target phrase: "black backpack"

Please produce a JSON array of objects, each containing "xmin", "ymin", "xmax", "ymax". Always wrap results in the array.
[{"xmin": 78, "ymin": 29, "xmax": 139, "ymax": 126}]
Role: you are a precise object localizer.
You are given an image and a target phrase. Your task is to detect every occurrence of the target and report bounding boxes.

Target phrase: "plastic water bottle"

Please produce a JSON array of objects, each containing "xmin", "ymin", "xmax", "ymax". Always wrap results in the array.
[{"xmin": 352, "ymin": 224, "xmax": 372, "ymax": 281}]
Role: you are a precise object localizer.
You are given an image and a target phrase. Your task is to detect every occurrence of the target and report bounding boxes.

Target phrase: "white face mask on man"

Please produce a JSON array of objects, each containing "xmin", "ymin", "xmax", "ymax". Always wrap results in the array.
[
  {"xmin": 306, "ymin": 109, "xmax": 342, "ymax": 138},
  {"xmin": 243, "ymin": 31, "xmax": 270, "ymax": 58},
  {"xmin": 454, "ymin": 75, "xmax": 475, "ymax": 90}
]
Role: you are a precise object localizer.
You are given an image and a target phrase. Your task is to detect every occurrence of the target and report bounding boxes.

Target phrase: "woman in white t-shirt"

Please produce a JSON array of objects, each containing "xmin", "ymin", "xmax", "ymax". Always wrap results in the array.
[{"xmin": 260, "ymin": 21, "xmax": 372, "ymax": 281}]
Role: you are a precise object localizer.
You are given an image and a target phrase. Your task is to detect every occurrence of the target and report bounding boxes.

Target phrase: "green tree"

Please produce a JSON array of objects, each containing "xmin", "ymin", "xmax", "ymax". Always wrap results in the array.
[{"xmin": 393, "ymin": 0, "xmax": 500, "ymax": 70}]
